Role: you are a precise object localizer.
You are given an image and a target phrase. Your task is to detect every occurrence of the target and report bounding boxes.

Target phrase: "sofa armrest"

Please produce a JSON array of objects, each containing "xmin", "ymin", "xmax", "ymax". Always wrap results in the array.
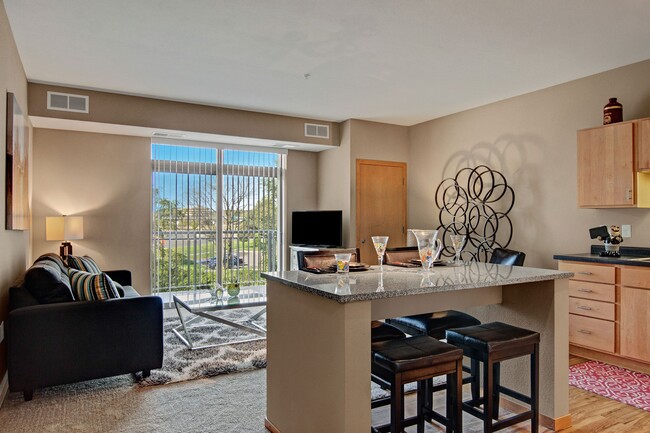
[
  {"xmin": 104, "ymin": 270, "xmax": 132, "ymax": 286},
  {"xmin": 8, "ymin": 295, "xmax": 163, "ymax": 393}
]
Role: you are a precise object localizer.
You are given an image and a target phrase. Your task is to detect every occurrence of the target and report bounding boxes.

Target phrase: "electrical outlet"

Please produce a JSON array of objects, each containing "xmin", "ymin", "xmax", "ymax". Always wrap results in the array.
[
  {"xmin": 622, "ymin": 225, "xmax": 632, "ymax": 238},
  {"xmin": 0, "ymin": 321, "xmax": 4, "ymax": 344}
]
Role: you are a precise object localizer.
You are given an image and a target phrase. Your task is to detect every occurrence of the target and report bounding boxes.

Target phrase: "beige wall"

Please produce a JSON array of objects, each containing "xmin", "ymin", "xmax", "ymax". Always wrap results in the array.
[
  {"xmin": 284, "ymin": 150, "xmax": 319, "ymax": 266},
  {"xmin": 409, "ymin": 58, "xmax": 650, "ymax": 269},
  {"xmin": 0, "ymin": 1, "xmax": 30, "ymax": 385},
  {"xmin": 31, "ymin": 129, "xmax": 152, "ymax": 293},
  {"xmin": 29, "ymin": 83, "xmax": 340, "ymax": 148}
]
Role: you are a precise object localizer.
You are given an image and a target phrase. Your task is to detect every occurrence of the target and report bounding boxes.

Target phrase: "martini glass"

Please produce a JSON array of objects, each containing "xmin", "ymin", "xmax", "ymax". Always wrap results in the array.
[
  {"xmin": 372, "ymin": 236, "xmax": 389, "ymax": 271},
  {"xmin": 449, "ymin": 234, "xmax": 466, "ymax": 266}
]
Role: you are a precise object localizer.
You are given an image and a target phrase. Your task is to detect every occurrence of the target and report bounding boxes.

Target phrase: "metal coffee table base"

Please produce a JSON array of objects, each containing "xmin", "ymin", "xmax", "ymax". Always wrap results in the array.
[{"xmin": 173, "ymin": 301, "xmax": 267, "ymax": 350}]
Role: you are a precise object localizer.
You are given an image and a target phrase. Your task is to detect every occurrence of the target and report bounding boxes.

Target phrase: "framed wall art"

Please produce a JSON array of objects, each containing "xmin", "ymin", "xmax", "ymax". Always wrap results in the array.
[{"xmin": 6, "ymin": 92, "xmax": 30, "ymax": 230}]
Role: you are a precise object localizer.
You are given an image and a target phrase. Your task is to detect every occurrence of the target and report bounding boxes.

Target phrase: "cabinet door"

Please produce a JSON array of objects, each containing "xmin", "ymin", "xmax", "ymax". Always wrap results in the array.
[
  {"xmin": 577, "ymin": 122, "xmax": 634, "ymax": 207},
  {"xmin": 620, "ymin": 286, "xmax": 650, "ymax": 361},
  {"xmin": 638, "ymin": 119, "xmax": 650, "ymax": 171}
]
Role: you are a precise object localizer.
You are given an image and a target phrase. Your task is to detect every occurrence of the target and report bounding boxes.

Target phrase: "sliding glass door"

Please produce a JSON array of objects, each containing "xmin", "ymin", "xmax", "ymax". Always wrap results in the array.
[{"xmin": 151, "ymin": 142, "xmax": 284, "ymax": 305}]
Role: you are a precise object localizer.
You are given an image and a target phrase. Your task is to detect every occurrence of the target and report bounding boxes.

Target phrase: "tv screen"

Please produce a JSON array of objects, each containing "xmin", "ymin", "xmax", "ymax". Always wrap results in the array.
[{"xmin": 291, "ymin": 210, "xmax": 343, "ymax": 247}]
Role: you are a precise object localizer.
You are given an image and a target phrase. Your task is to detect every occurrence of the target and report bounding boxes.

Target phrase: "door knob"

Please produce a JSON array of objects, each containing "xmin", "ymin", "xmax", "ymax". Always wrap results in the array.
[{"xmin": 361, "ymin": 239, "xmax": 366, "ymax": 244}]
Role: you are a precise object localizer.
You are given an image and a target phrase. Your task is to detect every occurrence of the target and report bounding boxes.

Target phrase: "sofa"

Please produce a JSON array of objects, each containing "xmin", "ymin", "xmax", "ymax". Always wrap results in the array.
[{"xmin": 8, "ymin": 253, "xmax": 163, "ymax": 401}]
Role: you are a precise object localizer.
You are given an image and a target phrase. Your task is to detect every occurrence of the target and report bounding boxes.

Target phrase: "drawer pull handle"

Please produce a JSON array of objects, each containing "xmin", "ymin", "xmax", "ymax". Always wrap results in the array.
[
  {"xmin": 577, "ymin": 306, "xmax": 593, "ymax": 310},
  {"xmin": 577, "ymin": 288, "xmax": 593, "ymax": 293},
  {"xmin": 577, "ymin": 329, "xmax": 592, "ymax": 334},
  {"xmin": 577, "ymin": 272, "xmax": 593, "ymax": 275}
]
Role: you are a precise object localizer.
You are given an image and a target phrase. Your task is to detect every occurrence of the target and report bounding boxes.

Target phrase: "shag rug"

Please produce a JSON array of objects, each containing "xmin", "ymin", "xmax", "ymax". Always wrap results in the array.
[
  {"xmin": 569, "ymin": 360, "xmax": 650, "ymax": 411},
  {"xmin": 146, "ymin": 309, "xmax": 416, "ymax": 398},
  {"xmin": 139, "ymin": 308, "xmax": 267, "ymax": 386}
]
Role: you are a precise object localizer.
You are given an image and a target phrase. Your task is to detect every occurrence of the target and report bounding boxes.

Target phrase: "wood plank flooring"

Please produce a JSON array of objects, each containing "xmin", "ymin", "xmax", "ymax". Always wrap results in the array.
[{"xmin": 372, "ymin": 356, "xmax": 650, "ymax": 432}]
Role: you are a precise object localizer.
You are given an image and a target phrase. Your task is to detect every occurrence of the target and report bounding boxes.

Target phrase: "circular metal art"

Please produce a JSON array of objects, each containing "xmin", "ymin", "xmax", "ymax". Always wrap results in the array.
[{"xmin": 435, "ymin": 165, "xmax": 515, "ymax": 262}]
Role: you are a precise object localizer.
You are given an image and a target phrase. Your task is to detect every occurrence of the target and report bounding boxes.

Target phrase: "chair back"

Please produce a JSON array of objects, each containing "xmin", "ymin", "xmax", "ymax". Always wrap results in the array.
[
  {"xmin": 384, "ymin": 246, "xmax": 419, "ymax": 264},
  {"xmin": 489, "ymin": 248, "xmax": 526, "ymax": 266},
  {"xmin": 297, "ymin": 248, "xmax": 360, "ymax": 270}
]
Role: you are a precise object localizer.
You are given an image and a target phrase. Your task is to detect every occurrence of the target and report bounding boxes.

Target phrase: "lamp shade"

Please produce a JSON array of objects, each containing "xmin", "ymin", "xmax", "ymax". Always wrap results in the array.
[{"xmin": 46, "ymin": 216, "xmax": 84, "ymax": 241}]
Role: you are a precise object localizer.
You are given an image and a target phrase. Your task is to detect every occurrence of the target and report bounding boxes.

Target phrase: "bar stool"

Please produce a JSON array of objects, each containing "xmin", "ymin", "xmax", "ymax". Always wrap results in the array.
[
  {"xmin": 371, "ymin": 335, "xmax": 463, "ymax": 433},
  {"xmin": 446, "ymin": 322, "xmax": 540, "ymax": 433}
]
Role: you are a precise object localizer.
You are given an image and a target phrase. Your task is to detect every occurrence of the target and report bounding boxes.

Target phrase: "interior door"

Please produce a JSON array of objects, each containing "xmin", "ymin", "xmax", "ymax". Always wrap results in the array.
[{"xmin": 356, "ymin": 159, "xmax": 407, "ymax": 264}]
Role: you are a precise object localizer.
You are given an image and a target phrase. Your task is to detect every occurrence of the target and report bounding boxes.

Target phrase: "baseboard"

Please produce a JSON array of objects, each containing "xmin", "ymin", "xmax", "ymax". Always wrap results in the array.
[
  {"xmin": 0, "ymin": 371, "xmax": 8, "ymax": 408},
  {"xmin": 264, "ymin": 418, "xmax": 280, "ymax": 433},
  {"xmin": 499, "ymin": 397, "xmax": 572, "ymax": 431},
  {"xmin": 570, "ymin": 344, "xmax": 650, "ymax": 374}
]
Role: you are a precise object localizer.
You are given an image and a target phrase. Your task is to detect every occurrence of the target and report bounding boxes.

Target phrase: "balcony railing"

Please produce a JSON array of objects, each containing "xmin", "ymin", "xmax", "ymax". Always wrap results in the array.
[{"xmin": 151, "ymin": 229, "xmax": 277, "ymax": 296}]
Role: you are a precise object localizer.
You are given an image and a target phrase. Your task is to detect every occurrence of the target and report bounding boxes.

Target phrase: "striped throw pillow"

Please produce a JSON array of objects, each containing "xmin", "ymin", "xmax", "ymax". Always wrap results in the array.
[
  {"xmin": 66, "ymin": 255, "xmax": 102, "ymax": 273},
  {"xmin": 68, "ymin": 268, "xmax": 120, "ymax": 301}
]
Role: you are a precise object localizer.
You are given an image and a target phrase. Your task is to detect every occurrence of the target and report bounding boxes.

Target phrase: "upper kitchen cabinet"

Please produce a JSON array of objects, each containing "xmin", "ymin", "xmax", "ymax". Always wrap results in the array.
[
  {"xmin": 638, "ymin": 118, "xmax": 650, "ymax": 171},
  {"xmin": 577, "ymin": 120, "xmax": 650, "ymax": 208}
]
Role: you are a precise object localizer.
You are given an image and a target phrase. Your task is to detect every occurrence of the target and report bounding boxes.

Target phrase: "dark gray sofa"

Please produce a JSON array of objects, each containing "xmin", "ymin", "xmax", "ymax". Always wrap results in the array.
[{"xmin": 8, "ymin": 254, "xmax": 163, "ymax": 401}]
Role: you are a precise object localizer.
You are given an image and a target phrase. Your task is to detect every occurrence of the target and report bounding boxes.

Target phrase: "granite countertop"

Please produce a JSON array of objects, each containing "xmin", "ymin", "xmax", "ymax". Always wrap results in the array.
[
  {"xmin": 262, "ymin": 263, "xmax": 572, "ymax": 304},
  {"xmin": 553, "ymin": 245, "xmax": 650, "ymax": 267}
]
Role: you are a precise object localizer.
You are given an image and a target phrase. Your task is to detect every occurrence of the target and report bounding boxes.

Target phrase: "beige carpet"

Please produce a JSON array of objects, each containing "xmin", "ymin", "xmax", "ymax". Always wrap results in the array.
[{"xmin": 0, "ymin": 369, "xmax": 269, "ymax": 433}]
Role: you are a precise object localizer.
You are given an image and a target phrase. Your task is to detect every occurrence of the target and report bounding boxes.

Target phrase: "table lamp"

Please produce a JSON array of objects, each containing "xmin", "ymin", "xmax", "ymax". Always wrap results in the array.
[{"xmin": 46, "ymin": 216, "xmax": 84, "ymax": 257}]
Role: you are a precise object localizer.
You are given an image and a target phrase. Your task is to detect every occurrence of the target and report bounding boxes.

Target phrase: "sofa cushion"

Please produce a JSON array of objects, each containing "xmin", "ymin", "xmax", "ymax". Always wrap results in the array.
[
  {"xmin": 24, "ymin": 261, "xmax": 75, "ymax": 304},
  {"xmin": 35, "ymin": 253, "xmax": 67, "ymax": 273},
  {"xmin": 66, "ymin": 255, "xmax": 102, "ymax": 273},
  {"xmin": 68, "ymin": 269, "xmax": 120, "ymax": 301},
  {"xmin": 120, "ymin": 285, "xmax": 140, "ymax": 298}
]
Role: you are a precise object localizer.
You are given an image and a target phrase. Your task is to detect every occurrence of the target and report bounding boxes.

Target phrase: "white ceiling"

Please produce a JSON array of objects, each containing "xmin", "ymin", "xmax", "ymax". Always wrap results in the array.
[{"xmin": 5, "ymin": 0, "xmax": 650, "ymax": 126}]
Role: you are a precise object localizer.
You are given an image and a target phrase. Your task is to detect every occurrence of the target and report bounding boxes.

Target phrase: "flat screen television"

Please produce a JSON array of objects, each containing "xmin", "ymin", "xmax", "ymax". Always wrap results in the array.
[{"xmin": 291, "ymin": 210, "xmax": 343, "ymax": 247}]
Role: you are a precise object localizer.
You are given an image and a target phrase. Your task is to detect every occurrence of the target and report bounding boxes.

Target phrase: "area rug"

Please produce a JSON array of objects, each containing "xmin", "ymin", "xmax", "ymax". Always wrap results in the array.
[
  {"xmin": 569, "ymin": 360, "xmax": 650, "ymax": 411},
  {"xmin": 139, "ymin": 308, "xmax": 267, "ymax": 386}
]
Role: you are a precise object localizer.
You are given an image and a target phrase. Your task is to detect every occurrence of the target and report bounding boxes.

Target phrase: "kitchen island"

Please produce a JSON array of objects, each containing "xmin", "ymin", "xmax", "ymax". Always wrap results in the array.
[{"xmin": 262, "ymin": 263, "xmax": 573, "ymax": 433}]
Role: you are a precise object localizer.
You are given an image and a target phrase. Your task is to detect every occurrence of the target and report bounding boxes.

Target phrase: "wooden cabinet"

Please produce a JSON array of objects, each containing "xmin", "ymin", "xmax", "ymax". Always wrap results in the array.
[
  {"xmin": 560, "ymin": 261, "xmax": 617, "ymax": 353},
  {"xmin": 560, "ymin": 260, "xmax": 650, "ymax": 368},
  {"xmin": 638, "ymin": 118, "xmax": 650, "ymax": 171},
  {"xmin": 577, "ymin": 122, "xmax": 634, "ymax": 207},
  {"xmin": 577, "ymin": 118, "xmax": 650, "ymax": 208},
  {"xmin": 620, "ymin": 267, "xmax": 650, "ymax": 361}
]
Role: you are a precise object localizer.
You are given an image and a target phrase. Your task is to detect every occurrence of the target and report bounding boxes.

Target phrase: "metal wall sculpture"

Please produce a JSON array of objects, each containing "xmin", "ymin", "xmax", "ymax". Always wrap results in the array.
[{"xmin": 435, "ymin": 165, "xmax": 514, "ymax": 262}]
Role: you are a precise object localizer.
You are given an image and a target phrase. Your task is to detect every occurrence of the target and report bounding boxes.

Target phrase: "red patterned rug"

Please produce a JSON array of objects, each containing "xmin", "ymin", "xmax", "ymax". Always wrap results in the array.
[{"xmin": 569, "ymin": 360, "xmax": 650, "ymax": 411}]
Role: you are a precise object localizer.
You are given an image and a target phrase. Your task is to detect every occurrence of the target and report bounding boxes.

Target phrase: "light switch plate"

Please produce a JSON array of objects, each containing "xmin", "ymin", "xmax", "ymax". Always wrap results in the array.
[{"xmin": 622, "ymin": 225, "xmax": 632, "ymax": 238}]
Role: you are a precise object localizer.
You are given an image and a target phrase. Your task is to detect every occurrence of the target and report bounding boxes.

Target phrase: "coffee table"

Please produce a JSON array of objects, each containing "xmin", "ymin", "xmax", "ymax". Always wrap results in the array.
[{"xmin": 172, "ymin": 286, "xmax": 266, "ymax": 350}]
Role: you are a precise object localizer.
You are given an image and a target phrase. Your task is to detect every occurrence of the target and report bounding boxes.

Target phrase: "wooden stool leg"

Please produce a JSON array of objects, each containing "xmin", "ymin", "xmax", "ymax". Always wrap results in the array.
[
  {"xmin": 493, "ymin": 362, "xmax": 500, "ymax": 420},
  {"xmin": 470, "ymin": 358, "xmax": 480, "ymax": 405},
  {"xmin": 531, "ymin": 343, "xmax": 540, "ymax": 433},
  {"xmin": 454, "ymin": 360, "xmax": 463, "ymax": 433},
  {"xmin": 424, "ymin": 377, "xmax": 433, "ymax": 422},
  {"xmin": 390, "ymin": 375, "xmax": 404, "ymax": 433},
  {"xmin": 417, "ymin": 380, "xmax": 426, "ymax": 433},
  {"xmin": 445, "ymin": 373, "xmax": 453, "ymax": 433},
  {"xmin": 484, "ymin": 358, "xmax": 494, "ymax": 433}
]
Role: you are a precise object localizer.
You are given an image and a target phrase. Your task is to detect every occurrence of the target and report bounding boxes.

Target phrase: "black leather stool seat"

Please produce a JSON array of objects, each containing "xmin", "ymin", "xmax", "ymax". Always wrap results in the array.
[
  {"xmin": 371, "ymin": 321, "xmax": 406, "ymax": 343},
  {"xmin": 372, "ymin": 335, "xmax": 463, "ymax": 373},
  {"xmin": 387, "ymin": 310, "xmax": 480, "ymax": 339},
  {"xmin": 446, "ymin": 321, "xmax": 540, "ymax": 355}
]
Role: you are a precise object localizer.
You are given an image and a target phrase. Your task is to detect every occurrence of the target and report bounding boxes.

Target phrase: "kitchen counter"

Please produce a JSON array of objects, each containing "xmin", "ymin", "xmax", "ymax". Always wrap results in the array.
[
  {"xmin": 262, "ymin": 264, "xmax": 572, "ymax": 433},
  {"xmin": 553, "ymin": 245, "xmax": 650, "ymax": 266}
]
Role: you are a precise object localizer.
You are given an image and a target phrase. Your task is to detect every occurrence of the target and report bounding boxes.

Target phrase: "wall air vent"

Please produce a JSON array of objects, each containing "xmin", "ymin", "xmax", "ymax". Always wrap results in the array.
[
  {"xmin": 152, "ymin": 132, "xmax": 186, "ymax": 139},
  {"xmin": 304, "ymin": 123, "xmax": 330, "ymax": 139},
  {"xmin": 47, "ymin": 91, "xmax": 89, "ymax": 113}
]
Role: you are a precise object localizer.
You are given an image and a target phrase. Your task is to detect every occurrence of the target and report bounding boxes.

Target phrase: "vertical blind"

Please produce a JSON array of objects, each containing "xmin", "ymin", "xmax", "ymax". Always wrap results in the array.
[{"xmin": 151, "ymin": 142, "xmax": 284, "ymax": 304}]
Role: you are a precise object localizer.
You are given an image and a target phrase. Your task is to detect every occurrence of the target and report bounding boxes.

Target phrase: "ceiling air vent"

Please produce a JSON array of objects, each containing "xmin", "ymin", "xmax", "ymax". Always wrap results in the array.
[
  {"xmin": 304, "ymin": 123, "xmax": 330, "ymax": 139},
  {"xmin": 47, "ymin": 91, "xmax": 89, "ymax": 113}
]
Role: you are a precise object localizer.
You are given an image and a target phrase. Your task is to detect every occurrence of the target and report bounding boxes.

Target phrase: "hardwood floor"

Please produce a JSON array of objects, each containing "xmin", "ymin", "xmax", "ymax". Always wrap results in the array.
[{"xmin": 372, "ymin": 356, "xmax": 650, "ymax": 432}]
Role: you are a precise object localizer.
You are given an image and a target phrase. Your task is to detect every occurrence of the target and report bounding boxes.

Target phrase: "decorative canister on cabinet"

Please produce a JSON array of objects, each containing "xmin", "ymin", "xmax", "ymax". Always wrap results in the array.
[{"xmin": 603, "ymin": 97, "xmax": 623, "ymax": 125}]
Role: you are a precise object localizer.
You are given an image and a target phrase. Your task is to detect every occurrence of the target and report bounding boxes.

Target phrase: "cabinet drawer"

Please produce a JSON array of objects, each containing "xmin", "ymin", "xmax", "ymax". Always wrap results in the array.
[
  {"xmin": 620, "ymin": 266, "xmax": 650, "ymax": 289},
  {"xmin": 569, "ymin": 298, "xmax": 615, "ymax": 321},
  {"xmin": 568, "ymin": 280, "xmax": 615, "ymax": 302},
  {"xmin": 569, "ymin": 314, "xmax": 615, "ymax": 352},
  {"xmin": 559, "ymin": 262, "xmax": 614, "ymax": 284}
]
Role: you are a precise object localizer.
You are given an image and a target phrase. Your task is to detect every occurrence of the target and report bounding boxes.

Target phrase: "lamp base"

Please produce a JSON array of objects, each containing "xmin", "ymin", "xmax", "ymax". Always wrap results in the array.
[{"xmin": 59, "ymin": 242, "xmax": 73, "ymax": 257}]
